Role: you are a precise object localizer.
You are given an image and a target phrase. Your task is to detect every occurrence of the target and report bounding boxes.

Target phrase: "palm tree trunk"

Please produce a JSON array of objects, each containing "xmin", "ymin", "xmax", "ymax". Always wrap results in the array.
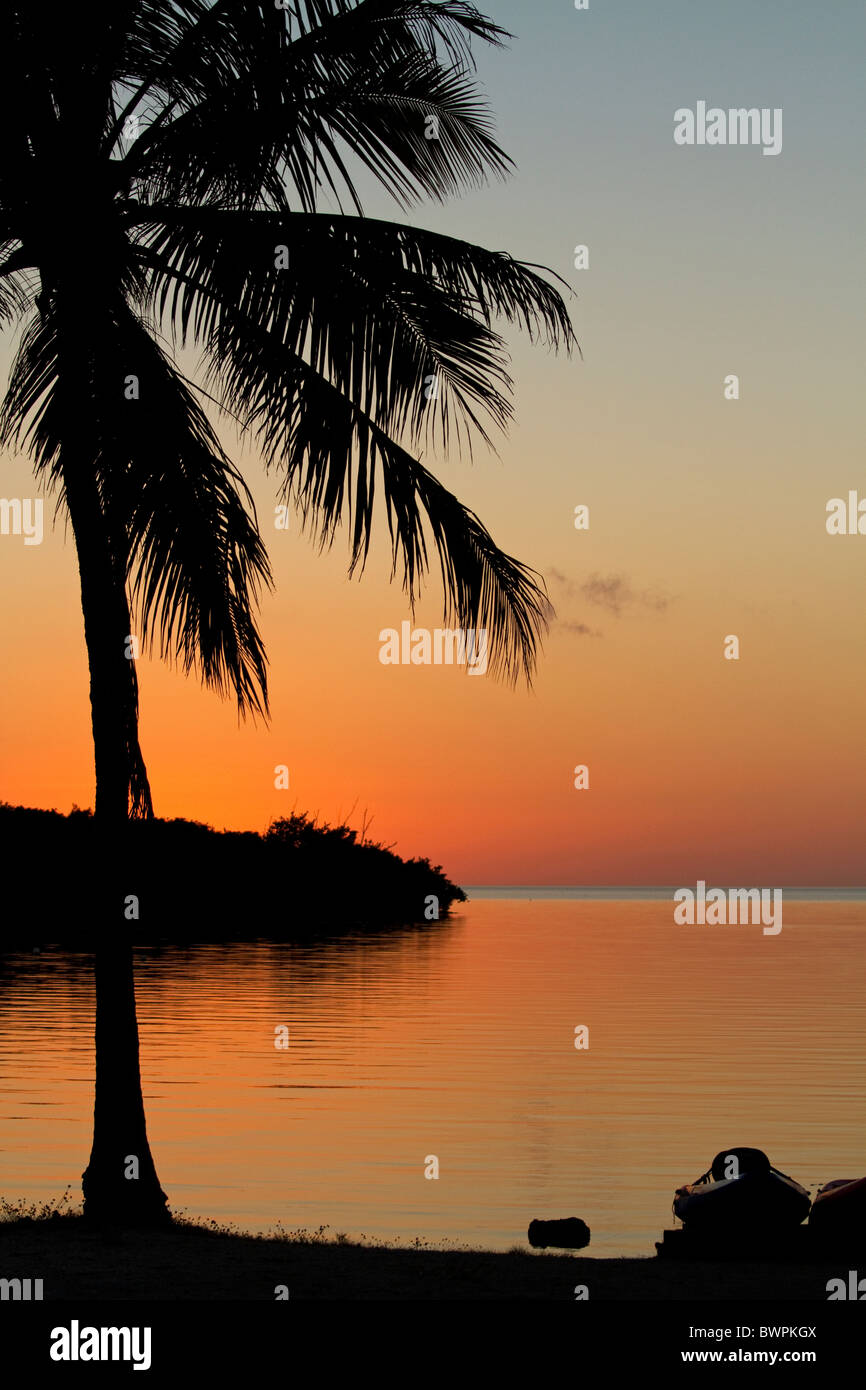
[
  {"xmin": 62, "ymin": 436, "xmax": 170, "ymax": 1226},
  {"xmin": 82, "ymin": 934, "xmax": 170, "ymax": 1226}
]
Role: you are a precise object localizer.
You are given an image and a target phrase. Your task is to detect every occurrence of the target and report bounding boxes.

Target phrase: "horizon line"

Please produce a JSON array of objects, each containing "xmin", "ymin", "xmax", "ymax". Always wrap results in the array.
[{"xmin": 461, "ymin": 883, "xmax": 866, "ymax": 893}]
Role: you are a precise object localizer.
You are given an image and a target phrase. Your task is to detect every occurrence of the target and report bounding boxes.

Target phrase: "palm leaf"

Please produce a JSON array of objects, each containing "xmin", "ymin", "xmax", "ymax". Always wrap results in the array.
[
  {"xmin": 114, "ymin": 1, "xmax": 512, "ymax": 212},
  {"xmin": 211, "ymin": 303, "xmax": 551, "ymax": 683},
  {"xmin": 132, "ymin": 206, "xmax": 575, "ymax": 456},
  {"xmin": 0, "ymin": 297, "xmax": 273, "ymax": 716}
]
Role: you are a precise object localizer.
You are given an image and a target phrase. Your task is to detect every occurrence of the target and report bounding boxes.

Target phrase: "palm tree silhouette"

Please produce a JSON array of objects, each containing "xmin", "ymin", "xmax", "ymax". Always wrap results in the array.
[{"xmin": 0, "ymin": 1, "xmax": 576, "ymax": 1225}]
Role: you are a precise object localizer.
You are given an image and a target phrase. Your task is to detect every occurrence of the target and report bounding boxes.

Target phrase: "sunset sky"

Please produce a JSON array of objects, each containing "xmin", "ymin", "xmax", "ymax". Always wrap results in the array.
[{"xmin": 0, "ymin": 0, "xmax": 863, "ymax": 885}]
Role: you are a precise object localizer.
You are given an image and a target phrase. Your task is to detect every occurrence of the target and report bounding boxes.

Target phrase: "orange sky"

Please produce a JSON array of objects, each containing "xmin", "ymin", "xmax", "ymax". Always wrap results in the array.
[{"xmin": 1, "ymin": 407, "xmax": 862, "ymax": 884}]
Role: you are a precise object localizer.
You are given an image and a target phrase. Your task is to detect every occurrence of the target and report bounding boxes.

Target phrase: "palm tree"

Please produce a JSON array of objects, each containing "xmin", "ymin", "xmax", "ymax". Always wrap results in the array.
[{"xmin": 0, "ymin": 0, "xmax": 576, "ymax": 1226}]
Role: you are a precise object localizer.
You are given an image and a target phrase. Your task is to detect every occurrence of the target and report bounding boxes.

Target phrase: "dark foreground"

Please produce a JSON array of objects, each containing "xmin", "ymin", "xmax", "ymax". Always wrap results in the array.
[{"xmin": 0, "ymin": 1217, "xmax": 847, "ymax": 1300}]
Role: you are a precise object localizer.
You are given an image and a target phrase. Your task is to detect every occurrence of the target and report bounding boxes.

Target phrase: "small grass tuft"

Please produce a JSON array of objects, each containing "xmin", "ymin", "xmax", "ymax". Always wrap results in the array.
[{"xmin": 0, "ymin": 1187, "xmax": 79, "ymax": 1224}]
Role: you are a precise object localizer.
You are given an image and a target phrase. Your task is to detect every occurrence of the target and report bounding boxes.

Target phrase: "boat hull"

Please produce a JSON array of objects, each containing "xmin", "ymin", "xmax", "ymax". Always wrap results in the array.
[
  {"xmin": 674, "ymin": 1152, "xmax": 810, "ymax": 1232},
  {"xmin": 808, "ymin": 1177, "xmax": 866, "ymax": 1235}
]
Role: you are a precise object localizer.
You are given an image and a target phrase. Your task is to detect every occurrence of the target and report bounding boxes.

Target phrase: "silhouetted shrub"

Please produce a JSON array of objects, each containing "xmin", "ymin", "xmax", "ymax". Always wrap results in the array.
[{"xmin": 0, "ymin": 803, "xmax": 465, "ymax": 947}]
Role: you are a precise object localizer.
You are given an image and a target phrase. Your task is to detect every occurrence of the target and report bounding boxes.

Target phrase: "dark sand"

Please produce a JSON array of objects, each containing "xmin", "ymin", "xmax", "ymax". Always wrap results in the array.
[{"xmin": 0, "ymin": 1218, "xmax": 847, "ymax": 1300}]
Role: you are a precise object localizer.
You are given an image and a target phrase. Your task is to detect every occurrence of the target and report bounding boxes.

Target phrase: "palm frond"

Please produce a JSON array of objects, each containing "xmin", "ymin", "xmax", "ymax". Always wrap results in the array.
[
  {"xmin": 113, "ymin": 0, "xmax": 512, "ymax": 212},
  {"xmin": 0, "ymin": 297, "xmax": 274, "ymax": 717},
  {"xmin": 0, "ymin": 241, "xmax": 36, "ymax": 328},
  {"xmin": 120, "ymin": 334, "xmax": 275, "ymax": 719},
  {"xmin": 132, "ymin": 207, "xmax": 575, "ymax": 460},
  {"xmin": 206, "ymin": 306, "xmax": 551, "ymax": 683}
]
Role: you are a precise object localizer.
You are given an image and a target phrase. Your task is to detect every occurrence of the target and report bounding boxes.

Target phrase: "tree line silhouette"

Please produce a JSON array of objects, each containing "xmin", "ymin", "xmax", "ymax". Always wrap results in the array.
[{"xmin": 0, "ymin": 801, "xmax": 466, "ymax": 946}]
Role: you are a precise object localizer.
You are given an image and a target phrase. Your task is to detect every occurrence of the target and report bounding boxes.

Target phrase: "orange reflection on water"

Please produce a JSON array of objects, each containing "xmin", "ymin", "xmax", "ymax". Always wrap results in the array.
[{"xmin": 0, "ymin": 898, "xmax": 863, "ymax": 1255}]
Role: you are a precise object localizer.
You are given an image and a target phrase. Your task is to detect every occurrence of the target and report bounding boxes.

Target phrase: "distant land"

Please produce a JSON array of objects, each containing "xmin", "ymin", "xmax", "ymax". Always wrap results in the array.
[
  {"xmin": 0, "ymin": 803, "xmax": 465, "ymax": 946},
  {"xmin": 462, "ymin": 886, "xmax": 866, "ymax": 900}
]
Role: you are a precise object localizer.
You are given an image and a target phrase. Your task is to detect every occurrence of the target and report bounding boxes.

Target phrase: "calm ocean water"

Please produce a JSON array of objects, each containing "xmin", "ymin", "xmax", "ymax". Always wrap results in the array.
[{"xmin": 1, "ymin": 897, "xmax": 864, "ymax": 1256}]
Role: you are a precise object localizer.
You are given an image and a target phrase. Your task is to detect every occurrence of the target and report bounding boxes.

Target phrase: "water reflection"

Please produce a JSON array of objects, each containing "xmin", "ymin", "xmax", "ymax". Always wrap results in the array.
[{"xmin": 0, "ymin": 901, "xmax": 863, "ymax": 1254}]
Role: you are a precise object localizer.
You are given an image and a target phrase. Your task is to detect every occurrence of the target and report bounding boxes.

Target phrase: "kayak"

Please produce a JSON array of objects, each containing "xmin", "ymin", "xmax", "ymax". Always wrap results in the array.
[
  {"xmin": 673, "ymin": 1147, "xmax": 811, "ymax": 1232},
  {"xmin": 808, "ymin": 1176, "xmax": 866, "ymax": 1235}
]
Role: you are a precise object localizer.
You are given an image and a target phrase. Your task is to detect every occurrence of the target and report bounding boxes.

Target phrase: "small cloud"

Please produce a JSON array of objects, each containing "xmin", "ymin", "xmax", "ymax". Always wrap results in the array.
[
  {"xmin": 582, "ymin": 573, "xmax": 671, "ymax": 617},
  {"xmin": 548, "ymin": 567, "xmax": 573, "ymax": 593},
  {"xmin": 546, "ymin": 569, "xmax": 672, "ymax": 634},
  {"xmin": 581, "ymin": 574, "xmax": 628, "ymax": 614}
]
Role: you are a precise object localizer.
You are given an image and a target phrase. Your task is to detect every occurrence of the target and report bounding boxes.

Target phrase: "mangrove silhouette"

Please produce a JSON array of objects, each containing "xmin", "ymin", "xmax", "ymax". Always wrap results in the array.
[{"xmin": 0, "ymin": 803, "xmax": 465, "ymax": 947}]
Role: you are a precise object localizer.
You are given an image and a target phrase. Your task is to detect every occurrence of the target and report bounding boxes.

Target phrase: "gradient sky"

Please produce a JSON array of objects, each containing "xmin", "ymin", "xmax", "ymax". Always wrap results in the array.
[{"xmin": 1, "ymin": 0, "xmax": 863, "ymax": 883}]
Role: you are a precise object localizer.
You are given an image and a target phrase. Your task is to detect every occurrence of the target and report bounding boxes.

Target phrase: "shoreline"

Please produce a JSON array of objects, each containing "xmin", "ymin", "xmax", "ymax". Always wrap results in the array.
[{"xmin": 0, "ymin": 1216, "xmax": 849, "ymax": 1300}]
